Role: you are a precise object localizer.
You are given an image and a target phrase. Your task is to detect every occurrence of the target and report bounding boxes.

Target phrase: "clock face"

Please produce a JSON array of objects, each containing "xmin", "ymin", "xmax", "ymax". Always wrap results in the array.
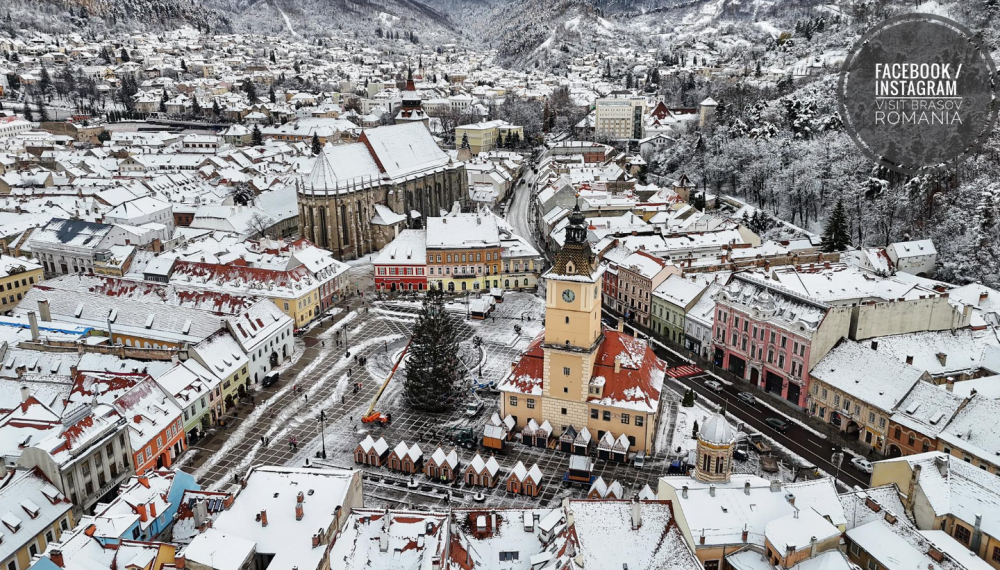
[{"xmin": 562, "ymin": 289, "xmax": 576, "ymax": 303}]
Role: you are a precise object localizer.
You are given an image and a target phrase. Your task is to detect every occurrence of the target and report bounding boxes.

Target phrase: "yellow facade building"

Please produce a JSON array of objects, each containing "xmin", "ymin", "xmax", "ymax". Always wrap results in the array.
[
  {"xmin": 498, "ymin": 204, "xmax": 666, "ymax": 453},
  {"xmin": 0, "ymin": 256, "xmax": 43, "ymax": 312},
  {"xmin": 426, "ymin": 214, "xmax": 502, "ymax": 293},
  {"xmin": 455, "ymin": 121, "xmax": 525, "ymax": 154},
  {"xmin": 0, "ymin": 468, "xmax": 75, "ymax": 570}
]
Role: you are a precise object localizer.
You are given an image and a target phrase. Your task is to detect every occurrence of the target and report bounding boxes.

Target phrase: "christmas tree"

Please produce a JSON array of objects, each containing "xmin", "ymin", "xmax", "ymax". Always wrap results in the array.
[
  {"xmin": 404, "ymin": 288, "xmax": 462, "ymax": 412},
  {"xmin": 311, "ymin": 132, "xmax": 322, "ymax": 155}
]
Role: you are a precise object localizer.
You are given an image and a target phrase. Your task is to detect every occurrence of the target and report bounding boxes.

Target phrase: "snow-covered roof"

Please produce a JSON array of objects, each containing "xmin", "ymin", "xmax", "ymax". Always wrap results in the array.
[
  {"xmin": 699, "ymin": 413, "xmax": 734, "ymax": 445},
  {"xmin": 362, "ymin": 122, "xmax": 452, "ymax": 181},
  {"xmin": 426, "ymin": 214, "xmax": 500, "ymax": 249},
  {"xmin": 764, "ymin": 507, "xmax": 840, "ymax": 554},
  {"xmin": 811, "ymin": 341, "xmax": 925, "ymax": 411},
  {"xmin": 201, "ymin": 466, "xmax": 359, "ymax": 570},
  {"xmin": 373, "ymin": 229, "xmax": 426, "ymax": 266}
]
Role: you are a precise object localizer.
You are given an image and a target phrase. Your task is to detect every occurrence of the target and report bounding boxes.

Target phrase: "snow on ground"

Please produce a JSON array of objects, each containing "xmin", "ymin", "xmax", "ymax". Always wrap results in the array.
[
  {"xmin": 194, "ymin": 331, "xmax": 403, "ymax": 489},
  {"xmin": 755, "ymin": 21, "xmax": 781, "ymax": 39},
  {"xmin": 273, "ymin": 2, "xmax": 296, "ymax": 36}
]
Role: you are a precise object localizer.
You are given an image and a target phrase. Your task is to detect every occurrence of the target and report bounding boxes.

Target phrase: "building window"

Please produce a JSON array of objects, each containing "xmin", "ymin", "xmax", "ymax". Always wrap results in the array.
[
  {"xmin": 867, "ymin": 561, "xmax": 877, "ymax": 570},
  {"xmin": 561, "ymin": 408, "xmax": 567, "ymax": 415},
  {"xmin": 527, "ymin": 399, "xmax": 535, "ymax": 409},
  {"xmin": 603, "ymin": 411, "xmax": 611, "ymax": 421},
  {"xmin": 850, "ymin": 543, "xmax": 860, "ymax": 556},
  {"xmin": 563, "ymin": 367, "xmax": 570, "ymax": 376},
  {"xmin": 955, "ymin": 524, "xmax": 971, "ymax": 545},
  {"xmin": 992, "ymin": 547, "xmax": 1000, "ymax": 563},
  {"xmin": 509, "ymin": 396, "xmax": 517, "ymax": 406},
  {"xmin": 591, "ymin": 409, "xmax": 599, "ymax": 419},
  {"xmin": 894, "ymin": 427, "xmax": 902, "ymax": 440},
  {"xmin": 635, "ymin": 415, "xmax": 643, "ymax": 427},
  {"xmin": 621, "ymin": 413, "xmax": 629, "ymax": 424}
]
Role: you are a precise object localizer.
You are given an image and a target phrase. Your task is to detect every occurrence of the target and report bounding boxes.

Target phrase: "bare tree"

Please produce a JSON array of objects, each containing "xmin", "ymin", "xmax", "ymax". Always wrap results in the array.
[{"xmin": 245, "ymin": 212, "xmax": 275, "ymax": 239}]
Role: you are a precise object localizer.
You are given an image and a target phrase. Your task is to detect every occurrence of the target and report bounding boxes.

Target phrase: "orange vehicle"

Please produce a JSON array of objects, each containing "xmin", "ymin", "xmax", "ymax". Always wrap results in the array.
[{"xmin": 360, "ymin": 340, "xmax": 410, "ymax": 426}]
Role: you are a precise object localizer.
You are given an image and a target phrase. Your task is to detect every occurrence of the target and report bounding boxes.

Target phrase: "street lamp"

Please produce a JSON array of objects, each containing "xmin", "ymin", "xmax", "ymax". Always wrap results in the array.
[
  {"xmin": 831, "ymin": 448, "xmax": 844, "ymax": 483},
  {"xmin": 318, "ymin": 410, "xmax": 327, "ymax": 459}
]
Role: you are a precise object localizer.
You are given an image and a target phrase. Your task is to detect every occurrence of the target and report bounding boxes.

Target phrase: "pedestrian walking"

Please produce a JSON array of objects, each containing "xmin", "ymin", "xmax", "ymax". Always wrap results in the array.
[
  {"xmin": 304, "ymin": 393, "xmax": 308, "ymax": 402},
  {"xmin": 289, "ymin": 438, "xmax": 294, "ymax": 450},
  {"xmin": 265, "ymin": 437, "xmax": 270, "ymax": 446},
  {"xmin": 260, "ymin": 436, "xmax": 265, "ymax": 445}
]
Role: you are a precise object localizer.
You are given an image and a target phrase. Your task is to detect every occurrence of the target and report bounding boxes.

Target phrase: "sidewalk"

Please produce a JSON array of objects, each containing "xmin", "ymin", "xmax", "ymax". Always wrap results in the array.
[{"xmin": 179, "ymin": 298, "xmax": 361, "ymax": 474}]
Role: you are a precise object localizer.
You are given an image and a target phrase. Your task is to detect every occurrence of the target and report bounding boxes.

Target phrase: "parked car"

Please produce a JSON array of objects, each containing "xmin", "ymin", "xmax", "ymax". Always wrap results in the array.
[
  {"xmin": 765, "ymin": 417, "xmax": 789, "ymax": 432},
  {"xmin": 736, "ymin": 392, "xmax": 756, "ymax": 405},
  {"xmin": 851, "ymin": 457, "xmax": 874, "ymax": 473},
  {"xmin": 704, "ymin": 380, "xmax": 724, "ymax": 392},
  {"xmin": 733, "ymin": 447, "xmax": 749, "ymax": 461}
]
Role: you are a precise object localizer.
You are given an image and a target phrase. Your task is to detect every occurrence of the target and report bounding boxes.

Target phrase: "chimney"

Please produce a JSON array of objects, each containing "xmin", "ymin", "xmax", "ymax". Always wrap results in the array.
[
  {"xmin": 311, "ymin": 530, "xmax": 322, "ymax": 549},
  {"xmin": 260, "ymin": 509, "xmax": 268, "ymax": 527},
  {"xmin": 27, "ymin": 311, "xmax": 39, "ymax": 342},
  {"xmin": 617, "ymin": 317, "xmax": 624, "ymax": 332},
  {"xmin": 793, "ymin": 509, "xmax": 799, "ymax": 519},
  {"xmin": 20, "ymin": 386, "xmax": 30, "ymax": 404},
  {"xmin": 744, "ymin": 481, "xmax": 750, "ymax": 495},
  {"xmin": 379, "ymin": 509, "xmax": 390, "ymax": 553},
  {"xmin": 699, "ymin": 530, "xmax": 706, "ymax": 545},
  {"xmin": 946, "ymin": 378, "xmax": 955, "ymax": 392},
  {"xmin": 614, "ymin": 356, "xmax": 622, "ymax": 374},
  {"xmin": 38, "ymin": 299, "xmax": 51, "ymax": 322},
  {"xmin": 787, "ymin": 545, "xmax": 796, "ymax": 560},
  {"xmin": 770, "ymin": 480, "xmax": 782, "ymax": 493},
  {"xmin": 741, "ymin": 525, "xmax": 748, "ymax": 543},
  {"xmin": 980, "ymin": 291, "xmax": 989, "ymax": 304},
  {"xmin": 870, "ymin": 341, "xmax": 878, "ymax": 351},
  {"xmin": 709, "ymin": 484, "xmax": 716, "ymax": 497},
  {"xmin": 682, "ymin": 485, "xmax": 688, "ymax": 499},
  {"xmin": 295, "ymin": 500, "xmax": 304, "ymax": 521},
  {"xmin": 810, "ymin": 536, "xmax": 817, "ymax": 558},
  {"xmin": 786, "ymin": 493, "xmax": 796, "ymax": 506},
  {"xmin": 50, "ymin": 550, "xmax": 65, "ymax": 568},
  {"xmin": 631, "ymin": 497, "xmax": 641, "ymax": 530},
  {"xmin": 928, "ymin": 547, "xmax": 945, "ymax": 562},
  {"xmin": 906, "ymin": 355, "xmax": 914, "ymax": 365},
  {"xmin": 972, "ymin": 513, "xmax": 984, "ymax": 552}
]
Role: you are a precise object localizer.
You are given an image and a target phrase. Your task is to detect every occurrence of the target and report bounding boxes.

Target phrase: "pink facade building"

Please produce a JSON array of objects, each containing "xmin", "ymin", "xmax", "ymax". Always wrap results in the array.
[{"xmin": 712, "ymin": 274, "xmax": 831, "ymax": 408}]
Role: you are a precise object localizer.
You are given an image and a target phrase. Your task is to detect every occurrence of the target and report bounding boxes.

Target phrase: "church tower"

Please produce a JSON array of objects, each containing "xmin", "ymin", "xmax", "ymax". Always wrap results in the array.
[
  {"xmin": 694, "ymin": 412, "xmax": 735, "ymax": 483},
  {"xmin": 540, "ymin": 203, "xmax": 605, "ymax": 427}
]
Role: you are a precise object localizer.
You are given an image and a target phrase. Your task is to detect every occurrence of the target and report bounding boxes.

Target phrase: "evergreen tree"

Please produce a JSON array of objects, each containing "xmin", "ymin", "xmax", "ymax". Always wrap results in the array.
[
  {"xmin": 251, "ymin": 124, "xmax": 263, "ymax": 146},
  {"xmin": 682, "ymin": 389, "xmax": 694, "ymax": 407},
  {"xmin": 311, "ymin": 132, "xmax": 322, "ymax": 155},
  {"xmin": 97, "ymin": 130, "xmax": 111, "ymax": 143},
  {"xmin": 460, "ymin": 132, "xmax": 471, "ymax": 150},
  {"xmin": 293, "ymin": 60, "xmax": 301, "ymax": 73},
  {"xmin": 191, "ymin": 97, "xmax": 201, "ymax": 116},
  {"xmin": 39, "ymin": 66, "xmax": 53, "ymax": 97},
  {"xmin": 100, "ymin": 46, "xmax": 111, "ymax": 64},
  {"xmin": 269, "ymin": 86, "xmax": 276, "ymax": 104},
  {"xmin": 23, "ymin": 102, "xmax": 33, "ymax": 122},
  {"xmin": 692, "ymin": 420, "xmax": 700, "ymax": 438},
  {"xmin": 180, "ymin": 59, "xmax": 188, "ymax": 72},
  {"xmin": 269, "ymin": 50, "xmax": 276, "ymax": 64},
  {"xmin": 159, "ymin": 91, "xmax": 167, "ymax": 113},
  {"xmin": 509, "ymin": 130, "xmax": 520, "ymax": 148},
  {"xmin": 212, "ymin": 99, "xmax": 221, "ymax": 116},
  {"xmin": 120, "ymin": 48, "xmax": 130, "ymax": 63},
  {"xmin": 404, "ymin": 288, "xmax": 462, "ymax": 412},
  {"xmin": 243, "ymin": 80, "xmax": 257, "ymax": 103},
  {"xmin": 36, "ymin": 97, "xmax": 49, "ymax": 122},
  {"xmin": 821, "ymin": 197, "xmax": 851, "ymax": 252}
]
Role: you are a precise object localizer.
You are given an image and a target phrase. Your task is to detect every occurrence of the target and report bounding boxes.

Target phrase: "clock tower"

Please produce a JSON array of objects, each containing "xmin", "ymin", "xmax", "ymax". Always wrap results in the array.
[{"xmin": 541, "ymin": 204, "xmax": 605, "ymax": 421}]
